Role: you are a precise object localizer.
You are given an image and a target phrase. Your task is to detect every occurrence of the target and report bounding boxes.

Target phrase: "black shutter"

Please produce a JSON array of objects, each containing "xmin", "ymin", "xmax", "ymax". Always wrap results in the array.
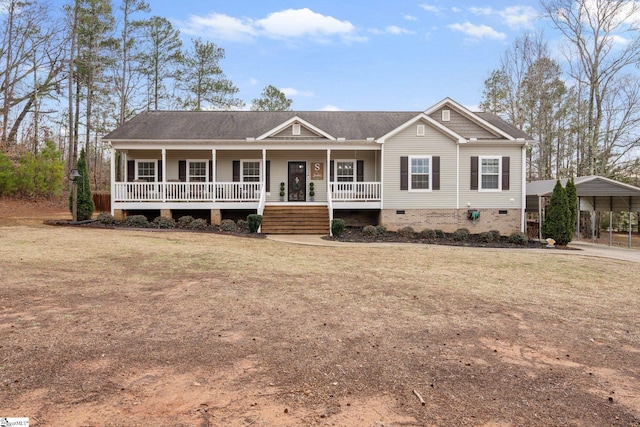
[
  {"xmin": 232, "ymin": 160, "xmax": 240, "ymax": 182},
  {"xmin": 502, "ymin": 156, "xmax": 510, "ymax": 190},
  {"xmin": 266, "ymin": 160, "xmax": 270, "ymax": 192},
  {"xmin": 400, "ymin": 156, "xmax": 408, "ymax": 190},
  {"xmin": 470, "ymin": 156, "xmax": 478, "ymax": 190},
  {"xmin": 209, "ymin": 160, "xmax": 213, "ymax": 182},
  {"xmin": 432, "ymin": 156, "xmax": 440, "ymax": 190},
  {"xmin": 357, "ymin": 160, "xmax": 364, "ymax": 182},
  {"xmin": 178, "ymin": 160, "xmax": 186, "ymax": 182},
  {"xmin": 157, "ymin": 160, "xmax": 162, "ymax": 182},
  {"xmin": 330, "ymin": 160, "xmax": 334, "ymax": 182},
  {"xmin": 127, "ymin": 160, "xmax": 135, "ymax": 182}
]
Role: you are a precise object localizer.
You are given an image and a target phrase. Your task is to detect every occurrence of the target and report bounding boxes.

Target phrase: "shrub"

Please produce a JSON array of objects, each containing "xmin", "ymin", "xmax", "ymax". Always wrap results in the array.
[
  {"xmin": 97, "ymin": 212, "xmax": 116, "ymax": 225},
  {"xmin": 363, "ymin": 225, "xmax": 377, "ymax": 236},
  {"xmin": 508, "ymin": 231, "xmax": 529, "ymax": 246},
  {"xmin": 247, "ymin": 214, "xmax": 263, "ymax": 233},
  {"xmin": 542, "ymin": 180, "xmax": 572, "ymax": 245},
  {"xmin": 375, "ymin": 225, "xmax": 387, "ymax": 235},
  {"xmin": 452, "ymin": 228, "xmax": 470, "ymax": 241},
  {"xmin": 220, "ymin": 219, "xmax": 237, "ymax": 232},
  {"xmin": 237, "ymin": 218, "xmax": 249, "ymax": 232},
  {"xmin": 419, "ymin": 229, "xmax": 437, "ymax": 239},
  {"xmin": 153, "ymin": 216, "xmax": 176, "ymax": 229},
  {"xmin": 189, "ymin": 218, "xmax": 208, "ymax": 230},
  {"xmin": 489, "ymin": 230, "xmax": 501, "ymax": 241},
  {"xmin": 434, "ymin": 229, "xmax": 446, "ymax": 239},
  {"xmin": 125, "ymin": 215, "xmax": 149, "ymax": 228},
  {"xmin": 177, "ymin": 215, "xmax": 194, "ymax": 228},
  {"xmin": 478, "ymin": 231, "xmax": 496, "ymax": 243},
  {"xmin": 331, "ymin": 218, "xmax": 345, "ymax": 237},
  {"xmin": 397, "ymin": 226, "xmax": 415, "ymax": 238}
]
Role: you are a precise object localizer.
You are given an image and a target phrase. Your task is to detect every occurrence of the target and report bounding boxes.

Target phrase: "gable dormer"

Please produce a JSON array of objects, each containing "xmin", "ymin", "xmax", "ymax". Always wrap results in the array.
[{"xmin": 256, "ymin": 116, "xmax": 336, "ymax": 141}]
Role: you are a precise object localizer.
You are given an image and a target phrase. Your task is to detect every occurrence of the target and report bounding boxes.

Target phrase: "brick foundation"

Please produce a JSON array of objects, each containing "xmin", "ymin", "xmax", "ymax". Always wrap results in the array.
[
  {"xmin": 160, "ymin": 209, "xmax": 172, "ymax": 219},
  {"xmin": 113, "ymin": 209, "xmax": 125, "ymax": 221},
  {"xmin": 379, "ymin": 208, "xmax": 522, "ymax": 235}
]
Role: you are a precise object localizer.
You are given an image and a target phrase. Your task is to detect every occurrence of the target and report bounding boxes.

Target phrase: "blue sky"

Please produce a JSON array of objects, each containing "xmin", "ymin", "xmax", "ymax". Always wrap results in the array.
[{"xmin": 140, "ymin": 1, "xmax": 546, "ymax": 112}]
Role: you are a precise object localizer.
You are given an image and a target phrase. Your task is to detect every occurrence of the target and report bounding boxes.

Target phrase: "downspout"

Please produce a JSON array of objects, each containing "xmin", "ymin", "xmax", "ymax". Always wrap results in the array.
[
  {"xmin": 456, "ymin": 143, "xmax": 460, "ymax": 210},
  {"xmin": 110, "ymin": 147, "xmax": 115, "ymax": 216}
]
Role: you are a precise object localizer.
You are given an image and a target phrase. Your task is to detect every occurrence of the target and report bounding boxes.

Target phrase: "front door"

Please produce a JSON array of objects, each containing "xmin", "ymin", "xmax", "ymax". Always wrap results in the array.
[{"xmin": 288, "ymin": 161, "xmax": 306, "ymax": 201}]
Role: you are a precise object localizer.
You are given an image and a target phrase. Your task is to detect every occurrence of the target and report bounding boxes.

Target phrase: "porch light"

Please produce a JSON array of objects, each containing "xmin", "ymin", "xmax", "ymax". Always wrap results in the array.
[
  {"xmin": 69, "ymin": 168, "xmax": 81, "ymax": 222},
  {"xmin": 69, "ymin": 169, "xmax": 81, "ymax": 180}
]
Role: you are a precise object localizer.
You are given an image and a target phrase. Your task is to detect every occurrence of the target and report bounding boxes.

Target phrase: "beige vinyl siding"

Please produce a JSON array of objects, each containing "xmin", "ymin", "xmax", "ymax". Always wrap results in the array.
[
  {"xmin": 383, "ymin": 121, "xmax": 457, "ymax": 209},
  {"xmin": 215, "ymin": 150, "xmax": 262, "ymax": 181},
  {"xmin": 429, "ymin": 107, "xmax": 497, "ymax": 139},
  {"xmin": 459, "ymin": 145, "xmax": 523, "ymax": 209},
  {"xmin": 330, "ymin": 150, "xmax": 379, "ymax": 181},
  {"xmin": 264, "ymin": 150, "xmax": 328, "ymax": 202},
  {"xmin": 165, "ymin": 150, "xmax": 213, "ymax": 181}
]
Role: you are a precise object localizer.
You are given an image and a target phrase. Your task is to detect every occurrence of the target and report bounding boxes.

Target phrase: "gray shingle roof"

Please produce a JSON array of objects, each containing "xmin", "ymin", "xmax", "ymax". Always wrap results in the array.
[{"xmin": 103, "ymin": 110, "xmax": 530, "ymax": 142}]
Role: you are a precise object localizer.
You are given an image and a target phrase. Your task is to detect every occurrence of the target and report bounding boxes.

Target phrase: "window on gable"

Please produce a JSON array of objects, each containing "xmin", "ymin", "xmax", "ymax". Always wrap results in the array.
[
  {"xmin": 335, "ymin": 160, "xmax": 355, "ymax": 182},
  {"xmin": 242, "ymin": 160, "xmax": 261, "ymax": 182},
  {"xmin": 188, "ymin": 160, "xmax": 207, "ymax": 182},
  {"xmin": 409, "ymin": 156, "xmax": 431, "ymax": 191},
  {"xmin": 480, "ymin": 157, "xmax": 500, "ymax": 190},
  {"xmin": 136, "ymin": 160, "xmax": 156, "ymax": 182}
]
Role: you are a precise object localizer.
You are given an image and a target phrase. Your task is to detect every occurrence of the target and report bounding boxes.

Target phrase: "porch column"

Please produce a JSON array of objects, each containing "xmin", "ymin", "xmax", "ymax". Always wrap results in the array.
[
  {"xmin": 326, "ymin": 149, "xmax": 331, "ymax": 197},
  {"xmin": 262, "ymin": 148, "xmax": 266, "ymax": 191},
  {"xmin": 212, "ymin": 149, "xmax": 216, "ymax": 199},
  {"xmin": 110, "ymin": 148, "xmax": 116, "ymax": 216},
  {"xmin": 162, "ymin": 149, "xmax": 167, "ymax": 202}
]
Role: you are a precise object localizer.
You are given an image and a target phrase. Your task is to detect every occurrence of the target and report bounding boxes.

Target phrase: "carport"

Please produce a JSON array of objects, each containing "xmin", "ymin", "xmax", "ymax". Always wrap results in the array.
[{"xmin": 527, "ymin": 176, "xmax": 640, "ymax": 248}]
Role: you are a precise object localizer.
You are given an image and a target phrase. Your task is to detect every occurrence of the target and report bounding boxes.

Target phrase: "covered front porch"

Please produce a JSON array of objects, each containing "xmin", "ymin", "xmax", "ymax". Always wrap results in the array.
[{"xmin": 110, "ymin": 147, "xmax": 383, "ymax": 217}]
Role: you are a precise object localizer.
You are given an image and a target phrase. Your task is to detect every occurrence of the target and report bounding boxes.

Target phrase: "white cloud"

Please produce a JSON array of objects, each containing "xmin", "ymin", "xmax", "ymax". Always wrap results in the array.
[
  {"xmin": 448, "ymin": 22, "xmax": 506, "ymax": 41},
  {"xmin": 257, "ymin": 8, "xmax": 357, "ymax": 41},
  {"xmin": 180, "ymin": 13, "xmax": 257, "ymax": 42},
  {"xmin": 320, "ymin": 104, "xmax": 343, "ymax": 111},
  {"xmin": 469, "ymin": 6, "xmax": 538, "ymax": 30},
  {"xmin": 420, "ymin": 4, "xmax": 441, "ymax": 14},
  {"xmin": 178, "ymin": 8, "xmax": 364, "ymax": 43},
  {"xmin": 371, "ymin": 25, "xmax": 415, "ymax": 35},
  {"xmin": 281, "ymin": 88, "xmax": 315, "ymax": 97},
  {"xmin": 499, "ymin": 6, "xmax": 539, "ymax": 29},
  {"xmin": 404, "ymin": 14, "xmax": 418, "ymax": 21},
  {"xmin": 451, "ymin": 7, "xmax": 462, "ymax": 13},
  {"xmin": 249, "ymin": 78, "xmax": 259, "ymax": 86}
]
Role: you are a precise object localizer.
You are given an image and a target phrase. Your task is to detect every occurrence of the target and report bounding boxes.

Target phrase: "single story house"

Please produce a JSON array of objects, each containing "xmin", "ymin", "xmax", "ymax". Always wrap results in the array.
[{"xmin": 103, "ymin": 98, "xmax": 532, "ymax": 234}]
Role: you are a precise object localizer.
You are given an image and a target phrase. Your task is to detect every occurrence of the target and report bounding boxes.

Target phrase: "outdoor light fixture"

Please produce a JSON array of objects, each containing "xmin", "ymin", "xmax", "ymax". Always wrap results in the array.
[{"xmin": 69, "ymin": 168, "xmax": 81, "ymax": 222}]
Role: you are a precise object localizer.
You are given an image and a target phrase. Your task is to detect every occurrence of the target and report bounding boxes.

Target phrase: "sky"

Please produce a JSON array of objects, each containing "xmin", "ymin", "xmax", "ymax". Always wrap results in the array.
[{"xmin": 137, "ymin": 0, "xmax": 547, "ymax": 112}]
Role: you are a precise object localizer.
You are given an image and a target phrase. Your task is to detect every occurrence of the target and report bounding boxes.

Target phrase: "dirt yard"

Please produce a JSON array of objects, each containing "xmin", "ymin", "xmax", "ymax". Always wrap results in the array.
[{"xmin": 1, "ymin": 199, "xmax": 639, "ymax": 426}]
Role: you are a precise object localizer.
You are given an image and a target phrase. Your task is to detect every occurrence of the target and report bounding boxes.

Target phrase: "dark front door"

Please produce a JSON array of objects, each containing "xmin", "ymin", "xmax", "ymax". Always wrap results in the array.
[{"xmin": 288, "ymin": 161, "xmax": 306, "ymax": 201}]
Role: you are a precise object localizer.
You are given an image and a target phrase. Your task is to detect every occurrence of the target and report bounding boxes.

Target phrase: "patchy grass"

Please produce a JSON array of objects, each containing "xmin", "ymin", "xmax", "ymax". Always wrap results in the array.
[{"xmin": 0, "ymin": 219, "xmax": 639, "ymax": 425}]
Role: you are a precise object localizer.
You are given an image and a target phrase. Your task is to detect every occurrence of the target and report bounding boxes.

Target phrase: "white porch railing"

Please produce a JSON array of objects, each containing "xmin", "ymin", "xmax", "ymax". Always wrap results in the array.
[
  {"xmin": 331, "ymin": 182, "xmax": 381, "ymax": 201},
  {"xmin": 113, "ymin": 182, "xmax": 262, "ymax": 202}
]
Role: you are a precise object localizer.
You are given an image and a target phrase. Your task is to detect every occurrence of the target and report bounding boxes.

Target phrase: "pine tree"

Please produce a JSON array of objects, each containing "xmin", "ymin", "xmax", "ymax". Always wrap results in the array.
[
  {"xmin": 542, "ymin": 179, "xmax": 572, "ymax": 245},
  {"xmin": 69, "ymin": 148, "xmax": 94, "ymax": 221},
  {"xmin": 565, "ymin": 177, "xmax": 578, "ymax": 237}
]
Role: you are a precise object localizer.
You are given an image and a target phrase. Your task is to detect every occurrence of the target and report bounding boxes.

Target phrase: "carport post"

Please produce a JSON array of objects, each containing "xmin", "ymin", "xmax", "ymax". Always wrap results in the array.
[
  {"xmin": 538, "ymin": 195, "xmax": 543, "ymax": 241},
  {"xmin": 629, "ymin": 198, "xmax": 633, "ymax": 249},
  {"xmin": 609, "ymin": 211, "xmax": 613, "ymax": 247}
]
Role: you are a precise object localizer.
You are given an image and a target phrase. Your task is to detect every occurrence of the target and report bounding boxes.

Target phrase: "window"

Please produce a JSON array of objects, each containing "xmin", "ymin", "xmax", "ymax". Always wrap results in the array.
[
  {"xmin": 480, "ymin": 156, "xmax": 500, "ymax": 190},
  {"xmin": 335, "ymin": 160, "xmax": 355, "ymax": 182},
  {"xmin": 136, "ymin": 160, "xmax": 156, "ymax": 182},
  {"xmin": 409, "ymin": 156, "xmax": 431, "ymax": 191},
  {"xmin": 188, "ymin": 160, "xmax": 207, "ymax": 182},
  {"xmin": 242, "ymin": 160, "xmax": 260, "ymax": 182}
]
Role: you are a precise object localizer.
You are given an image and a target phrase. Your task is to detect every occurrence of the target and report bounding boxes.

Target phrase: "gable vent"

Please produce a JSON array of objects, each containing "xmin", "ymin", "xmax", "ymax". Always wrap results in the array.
[
  {"xmin": 442, "ymin": 109, "xmax": 451, "ymax": 122},
  {"xmin": 417, "ymin": 124, "xmax": 425, "ymax": 136},
  {"xmin": 292, "ymin": 123, "xmax": 301, "ymax": 135}
]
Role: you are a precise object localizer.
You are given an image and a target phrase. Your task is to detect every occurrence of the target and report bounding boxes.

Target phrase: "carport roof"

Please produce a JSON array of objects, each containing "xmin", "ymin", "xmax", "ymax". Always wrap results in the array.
[{"xmin": 527, "ymin": 176, "xmax": 640, "ymax": 198}]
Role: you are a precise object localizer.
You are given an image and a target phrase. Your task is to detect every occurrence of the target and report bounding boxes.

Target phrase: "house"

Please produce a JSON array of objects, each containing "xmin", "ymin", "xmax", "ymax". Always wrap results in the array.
[{"xmin": 103, "ymin": 98, "xmax": 531, "ymax": 235}]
